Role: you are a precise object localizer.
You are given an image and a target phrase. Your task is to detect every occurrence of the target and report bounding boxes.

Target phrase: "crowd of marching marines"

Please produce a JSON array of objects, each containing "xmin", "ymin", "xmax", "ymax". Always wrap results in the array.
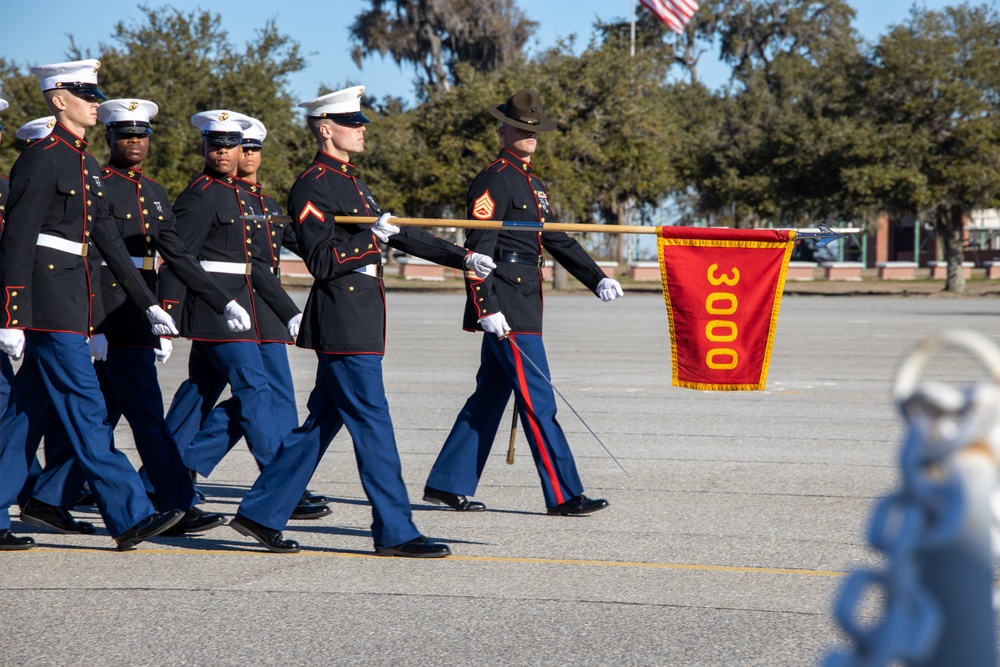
[{"xmin": 0, "ymin": 59, "xmax": 624, "ymax": 555}]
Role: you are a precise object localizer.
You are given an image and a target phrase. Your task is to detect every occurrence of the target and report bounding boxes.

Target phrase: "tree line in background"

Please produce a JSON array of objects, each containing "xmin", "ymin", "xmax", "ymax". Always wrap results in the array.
[{"xmin": 0, "ymin": 1, "xmax": 997, "ymax": 292}]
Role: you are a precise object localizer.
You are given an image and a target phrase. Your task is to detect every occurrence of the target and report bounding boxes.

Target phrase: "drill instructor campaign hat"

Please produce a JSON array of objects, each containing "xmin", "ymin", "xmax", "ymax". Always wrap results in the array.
[{"xmin": 488, "ymin": 89, "xmax": 556, "ymax": 132}]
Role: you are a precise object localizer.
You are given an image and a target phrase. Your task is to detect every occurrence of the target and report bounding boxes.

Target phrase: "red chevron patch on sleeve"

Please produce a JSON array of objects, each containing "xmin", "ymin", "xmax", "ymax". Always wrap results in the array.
[
  {"xmin": 298, "ymin": 201, "xmax": 325, "ymax": 224},
  {"xmin": 471, "ymin": 190, "xmax": 495, "ymax": 220}
]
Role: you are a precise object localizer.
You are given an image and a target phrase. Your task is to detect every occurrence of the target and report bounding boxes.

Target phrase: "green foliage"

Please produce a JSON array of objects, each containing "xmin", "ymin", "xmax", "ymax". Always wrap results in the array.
[
  {"xmin": 349, "ymin": 0, "xmax": 537, "ymax": 99},
  {"xmin": 1, "ymin": 5, "xmax": 312, "ymax": 206}
]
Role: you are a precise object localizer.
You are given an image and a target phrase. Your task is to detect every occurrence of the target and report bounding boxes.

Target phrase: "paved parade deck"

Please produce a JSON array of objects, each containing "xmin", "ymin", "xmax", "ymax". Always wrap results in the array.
[{"xmin": 1, "ymin": 290, "xmax": 997, "ymax": 665}]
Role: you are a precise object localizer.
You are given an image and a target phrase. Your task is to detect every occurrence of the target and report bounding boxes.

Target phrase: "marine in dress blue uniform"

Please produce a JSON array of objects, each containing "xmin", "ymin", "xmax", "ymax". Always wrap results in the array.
[
  {"xmin": 424, "ymin": 90, "xmax": 623, "ymax": 516},
  {"xmin": 0, "ymin": 60, "xmax": 184, "ymax": 550},
  {"xmin": 5, "ymin": 115, "xmax": 86, "ymax": 519},
  {"xmin": 158, "ymin": 110, "xmax": 300, "ymax": 493},
  {"xmin": 176, "ymin": 116, "xmax": 329, "ymax": 516},
  {"xmin": 30, "ymin": 99, "xmax": 252, "ymax": 535},
  {"xmin": 0, "ymin": 99, "xmax": 12, "ymax": 417},
  {"xmin": 230, "ymin": 86, "xmax": 494, "ymax": 555}
]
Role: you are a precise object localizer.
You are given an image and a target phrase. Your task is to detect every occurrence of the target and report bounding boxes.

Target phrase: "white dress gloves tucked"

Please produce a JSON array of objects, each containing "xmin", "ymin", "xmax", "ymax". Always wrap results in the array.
[
  {"xmin": 464, "ymin": 253, "xmax": 497, "ymax": 280},
  {"xmin": 0, "ymin": 328, "xmax": 25, "ymax": 360},
  {"xmin": 478, "ymin": 312, "xmax": 511, "ymax": 338},
  {"xmin": 371, "ymin": 212, "xmax": 400, "ymax": 243},
  {"xmin": 87, "ymin": 334, "xmax": 108, "ymax": 361},
  {"xmin": 287, "ymin": 313, "xmax": 302, "ymax": 339},
  {"xmin": 154, "ymin": 337, "xmax": 173, "ymax": 364},
  {"xmin": 224, "ymin": 300, "xmax": 252, "ymax": 332},
  {"xmin": 145, "ymin": 305, "xmax": 179, "ymax": 336},
  {"xmin": 597, "ymin": 278, "xmax": 624, "ymax": 302}
]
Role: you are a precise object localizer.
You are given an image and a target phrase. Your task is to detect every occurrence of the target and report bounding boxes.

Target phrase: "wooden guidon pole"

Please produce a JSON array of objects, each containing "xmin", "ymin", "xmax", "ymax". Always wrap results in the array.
[{"xmin": 257, "ymin": 214, "xmax": 663, "ymax": 235}]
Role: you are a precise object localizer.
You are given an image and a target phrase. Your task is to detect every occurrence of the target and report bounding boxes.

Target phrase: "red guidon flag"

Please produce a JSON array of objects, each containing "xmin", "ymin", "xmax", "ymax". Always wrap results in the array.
[{"xmin": 657, "ymin": 227, "xmax": 795, "ymax": 391}]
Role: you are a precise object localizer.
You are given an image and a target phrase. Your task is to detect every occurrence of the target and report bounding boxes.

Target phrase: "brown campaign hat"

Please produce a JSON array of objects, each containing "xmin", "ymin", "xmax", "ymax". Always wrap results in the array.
[{"xmin": 488, "ymin": 89, "xmax": 556, "ymax": 132}]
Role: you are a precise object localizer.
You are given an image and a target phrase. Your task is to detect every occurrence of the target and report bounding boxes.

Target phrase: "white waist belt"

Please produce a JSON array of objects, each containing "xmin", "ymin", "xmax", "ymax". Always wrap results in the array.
[
  {"xmin": 101, "ymin": 256, "xmax": 156, "ymax": 271},
  {"xmin": 353, "ymin": 264, "xmax": 379, "ymax": 278},
  {"xmin": 37, "ymin": 233, "xmax": 89, "ymax": 257},
  {"xmin": 201, "ymin": 260, "xmax": 252, "ymax": 276}
]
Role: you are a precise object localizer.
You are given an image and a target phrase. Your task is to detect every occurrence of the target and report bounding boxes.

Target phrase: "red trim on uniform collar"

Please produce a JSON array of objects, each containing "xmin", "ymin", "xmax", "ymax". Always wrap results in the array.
[
  {"xmin": 103, "ymin": 164, "xmax": 142, "ymax": 183},
  {"xmin": 312, "ymin": 150, "xmax": 356, "ymax": 177},
  {"xmin": 51, "ymin": 122, "xmax": 88, "ymax": 152},
  {"xmin": 499, "ymin": 148, "xmax": 532, "ymax": 174}
]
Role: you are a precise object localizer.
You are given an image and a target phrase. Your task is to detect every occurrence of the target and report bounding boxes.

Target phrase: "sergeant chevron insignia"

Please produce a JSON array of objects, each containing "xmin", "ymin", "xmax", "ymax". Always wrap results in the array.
[
  {"xmin": 298, "ymin": 201, "xmax": 325, "ymax": 223},
  {"xmin": 472, "ymin": 190, "xmax": 495, "ymax": 220}
]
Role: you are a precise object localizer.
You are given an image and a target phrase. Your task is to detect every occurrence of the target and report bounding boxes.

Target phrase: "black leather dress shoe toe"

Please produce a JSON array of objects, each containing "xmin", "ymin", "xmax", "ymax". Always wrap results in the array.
[
  {"xmin": 160, "ymin": 507, "xmax": 227, "ymax": 536},
  {"xmin": 423, "ymin": 486, "xmax": 486, "ymax": 512},
  {"xmin": 115, "ymin": 510, "xmax": 185, "ymax": 551},
  {"xmin": 375, "ymin": 535, "xmax": 451, "ymax": 558},
  {"xmin": 546, "ymin": 494, "xmax": 609, "ymax": 516},
  {"xmin": 230, "ymin": 515, "xmax": 300, "ymax": 553},
  {"xmin": 20, "ymin": 498, "xmax": 96, "ymax": 534},
  {"xmin": 302, "ymin": 489, "xmax": 332, "ymax": 505},
  {"xmin": 290, "ymin": 502, "xmax": 331, "ymax": 520},
  {"xmin": 0, "ymin": 529, "xmax": 35, "ymax": 550}
]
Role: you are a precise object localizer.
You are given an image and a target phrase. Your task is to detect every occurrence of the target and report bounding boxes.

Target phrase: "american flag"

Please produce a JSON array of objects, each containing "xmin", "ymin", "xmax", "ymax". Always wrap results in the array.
[{"xmin": 639, "ymin": 0, "xmax": 700, "ymax": 34}]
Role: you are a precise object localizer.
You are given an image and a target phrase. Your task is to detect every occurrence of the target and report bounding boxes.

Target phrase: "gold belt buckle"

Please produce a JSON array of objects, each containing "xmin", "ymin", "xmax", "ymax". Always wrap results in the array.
[
  {"xmin": 80, "ymin": 243, "xmax": 90, "ymax": 257},
  {"xmin": 376, "ymin": 264, "xmax": 384, "ymax": 278},
  {"xmin": 142, "ymin": 257, "xmax": 156, "ymax": 271},
  {"xmin": 244, "ymin": 263, "xmax": 253, "ymax": 276}
]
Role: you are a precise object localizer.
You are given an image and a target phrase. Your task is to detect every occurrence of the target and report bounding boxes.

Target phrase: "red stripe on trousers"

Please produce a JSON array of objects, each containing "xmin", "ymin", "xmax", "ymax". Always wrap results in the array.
[{"xmin": 509, "ymin": 334, "xmax": 565, "ymax": 505}]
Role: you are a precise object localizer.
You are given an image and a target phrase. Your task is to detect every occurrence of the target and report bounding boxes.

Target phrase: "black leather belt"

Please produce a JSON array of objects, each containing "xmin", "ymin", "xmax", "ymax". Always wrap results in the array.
[{"xmin": 498, "ymin": 252, "xmax": 543, "ymax": 268}]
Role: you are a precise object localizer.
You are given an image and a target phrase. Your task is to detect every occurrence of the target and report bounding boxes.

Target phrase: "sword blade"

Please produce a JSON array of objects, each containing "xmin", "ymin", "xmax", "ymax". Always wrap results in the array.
[{"xmin": 505, "ymin": 335, "xmax": 629, "ymax": 477}]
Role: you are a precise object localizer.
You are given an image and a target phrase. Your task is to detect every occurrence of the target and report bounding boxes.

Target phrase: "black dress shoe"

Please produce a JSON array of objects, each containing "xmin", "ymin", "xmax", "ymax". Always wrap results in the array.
[
  {"xmin": 160, "ymin": 507, "xmax": 227, "ymax": 536},
  {"xmin": 375, "ymin": 535, "xmax": 451, "ymax": 558},
  {"xmin": 115, "ymin": 510, "xmax": 185, "ymax": 551},
  {"xmin": 0, "ymin": 529, "xmax": 35, "ymax": 550},
  {"xmin": 230, "ymin": 515, "xmax": 300, "ymax": 553},
  {"xmin": 289, "ymin": 502, "xmax": 331, "ymax": 520},
  {"xmin": 20, "ymin": 498, "xmax": 96, "ymax": 535},
  {"xmin": 546, "ymin": 494, "xmax": 609, "ymax": 516},
  {"xmin": 302, "ymin": 489, "xmax": 332, "ymax": 505},
  {"xmin": 423, "ymin": 485, "xmax": 486, "ymax": 512}
]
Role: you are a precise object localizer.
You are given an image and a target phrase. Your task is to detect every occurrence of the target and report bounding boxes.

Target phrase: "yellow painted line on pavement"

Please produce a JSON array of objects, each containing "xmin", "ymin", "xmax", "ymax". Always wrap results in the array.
[{"xmin": 21, "ymin": 547, "xmax": 846, "ymax": 577}]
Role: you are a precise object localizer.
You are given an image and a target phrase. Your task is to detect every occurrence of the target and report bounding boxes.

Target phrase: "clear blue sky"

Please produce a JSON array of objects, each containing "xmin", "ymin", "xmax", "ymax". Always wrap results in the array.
[{"xmin": 1, "ymin": 0, "xmax": 960, "ymax": 105}]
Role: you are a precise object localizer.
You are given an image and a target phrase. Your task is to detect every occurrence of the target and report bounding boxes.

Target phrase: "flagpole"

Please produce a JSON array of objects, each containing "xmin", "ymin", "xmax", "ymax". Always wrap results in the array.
[
  {"xmin": 630, "ymin": 0, "xmax": 636, "ymax": 57},
  {"xmin": 243, "ymin": 214, "xmax": 856, "ymax": 241}
]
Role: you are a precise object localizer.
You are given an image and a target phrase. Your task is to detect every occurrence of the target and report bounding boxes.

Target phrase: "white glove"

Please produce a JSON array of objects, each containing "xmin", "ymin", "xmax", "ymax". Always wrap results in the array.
[
  {"xmin": 464, "ymin": 252, "xmax": 497, "ymax": 280},
  {"xmin": 597, "ymin": 278, "xmax": 624, "ymax": 302},
  {"xmin": 145, "ymin": 305, "xmax": 179, "ymax": 336},
  {"xmin": 224, "ymin": 300, "xmax": 252, "ymax": 332},
  {"xmin": 478, "ymin": 312, "xmax": 511, "ymax": 338},
  {"xmin": 87, "ymin": 334, "xmax": 108, "ymax": 361},
  {"xmin": 154, "ymin": 337, "xmax": 172, "ymax": 364},
  {"xmin": 287, "ymin": 313, "xmax": 302, "ymax": 339},
  {"xmin": 0, "ymin": 328, "xmax": 25, "ymax": 360},
  {"xmin": 370, "ymin": 212, "xmax": 400, "ymax": 243}
]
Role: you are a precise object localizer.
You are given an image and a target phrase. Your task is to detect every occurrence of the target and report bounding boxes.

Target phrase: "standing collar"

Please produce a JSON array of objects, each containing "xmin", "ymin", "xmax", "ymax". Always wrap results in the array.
[
  {"xmin": 313, "ymin": 150, "xmax": 355, "ymax": 177},
  {"xmin": 50, "ymin": 122, "xmax": 89, "ymax": 152},
  {"xmin": 104, "ymin": 163, "xmax": 143, "ymax": 182},
  {"xmin": 232, "ymin": 175, "xmax": 263, "ymax": 195},
  {"xmin": 203, "ymin": 165, "xmax": 238, "ymax": 185},
  {"xmin": 499, "ymin": 148, "xmax": 532, "ymax": 174}
]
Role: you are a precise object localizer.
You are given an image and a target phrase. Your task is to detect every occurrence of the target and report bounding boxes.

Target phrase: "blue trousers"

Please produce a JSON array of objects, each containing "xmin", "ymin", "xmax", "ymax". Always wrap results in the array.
[
  {"xmin": 1, "ymin": 352, "xmax": 11, "ymax": 416},
  {"xmin": 426, "ymin": 333, "xmax": 583, "ymax": 508},
  {"xmin": 1, "ymin": 351, "xmax": 53, "ymax": 508},
  {"xmin": 164, "ymin": 341, "xmax": 228, "ymax": 453},
  {"xmin": 0, "ymin": 332, "xmax": 153, "ymax": 536},
  {"xmin": 182, "ymin": 342, "xmax": 298, "ymax": 476},
  {"xmin": 167, "ymin": 340, "xmax": 284, "ymax": 473},
  {"xmin": 34, "ymin": 347, "xmax": 198, "ymax": 511},
  {"xmin": 238, "ymin": 353, "xmax": 420, "ymax": 549}
]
